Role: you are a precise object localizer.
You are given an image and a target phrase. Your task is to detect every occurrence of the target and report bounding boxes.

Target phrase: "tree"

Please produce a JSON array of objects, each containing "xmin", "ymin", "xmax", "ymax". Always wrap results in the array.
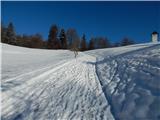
[
  {"xmin": 47, "ymin": 24, "xmax": 60, "ymax": 49},
  {"xmin": 66, "ymin": 28, "xmax": 80, "ymax": 49},
  {"xmin": 98, "ymin": 37, "xmax": 111, "ymax": 48},
  {"xmin": 90, "ymin": 37, "xmax": 111, "ymax": 49},
  {"xmin": 16, "ymin": 34, "xmax": 45, "ymax": 48},
  {"xmin": 16, "ymin": 35, "xmax": 23, "ymax": 46},
  {"xmin": 1, "ymin": 23, "xmax": 7, "ymax": 43},
  {"xmin": 1, "ymin": 22, "xmax": 46, "ymax": 48},
  {"xmin": 80, "ymin": 34, "xmax": 87, "ymax": 51},
  {"xmin": 18, "ymin": 34, "xmax": 32, "ymax": 48},
  {"xmin": 113, "ymin": 42, "xmax": 120, "ymax": 47},
  {"xmin": 59, "ymin": 29, "xmax": 67, "ymax": 49},
  {"xmin": 88, "ymin": 38, "xmax": 95, "ymax": 50},
  {"xmin": 30, "ymin": 34, "xmax": 44, "ymax": 48},
  {"xmin": 121, "ymin": 38, "xmax": 135, "ymax": 46},
  {"xmin": 5, "ymin": 22, "xmax": 16, "ymax": 45},
  {"xmin": 3, "ymin": 22, "xmax": 16, "ymax": 45}
]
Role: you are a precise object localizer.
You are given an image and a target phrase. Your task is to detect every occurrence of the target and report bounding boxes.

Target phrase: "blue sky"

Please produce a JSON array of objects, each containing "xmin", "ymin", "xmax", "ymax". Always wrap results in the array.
[{"xmin": 2, "ymin": 1, "xmax": 160, "ymax": 43}]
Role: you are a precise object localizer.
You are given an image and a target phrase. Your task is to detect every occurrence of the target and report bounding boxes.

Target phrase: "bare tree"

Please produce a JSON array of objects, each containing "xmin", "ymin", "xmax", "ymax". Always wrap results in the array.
[
  {"xmin": 47, "ymin": 24, "xmax": 60, "ymax": 49},
  {"xmin": 121, "ymin": 38, "xmax": 135, "ymax": 46},
  {"xmin": 80, "ymin": 34, "xmax": 87, "ymax": 51},
  {"xmin": 88, "ymin": 38, "xmax": 95, "ymax": 50},
  {"xmin": 66, "ymin": 28, "xmax": 80, "ymax": 49}
]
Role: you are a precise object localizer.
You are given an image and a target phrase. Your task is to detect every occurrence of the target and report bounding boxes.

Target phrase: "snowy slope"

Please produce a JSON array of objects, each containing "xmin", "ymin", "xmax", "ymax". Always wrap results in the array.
[
  {"xmin": 2, "ymin": 44, "xmax": 76, "ymax": 80},
  {"xmin": 1, "ymin": 42, "xmax": 160, "ymax": 120},
  {"xmin": 86, "ymin": 42, "xmax": 158, "ymax": 58},
  {"xmin": 86, "ymin": 42, "xmax": 160, "ymax": 120},
  {"xmin": 1, "ymin": 44, "xmax": 113, "ymax": 120}
]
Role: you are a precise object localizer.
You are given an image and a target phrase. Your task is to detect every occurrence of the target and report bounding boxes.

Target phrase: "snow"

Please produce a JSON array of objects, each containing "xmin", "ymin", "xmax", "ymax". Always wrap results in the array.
[
  {"xmin": 1, "ymin": 44, "xmax": 113, "ymax": 120},
  {"xmin": 86, "ymin": 42, "xmax": 160, "ymax": 120},
  {"xmin": 1, "ymin": 42, "xmax": 160, "ymax": 120},
  {"xmin": 86, "ymin": 42, "xmax": 158, "ymax": 58},
  {"xmin": 2, "ymin": 44, "xmax": 75, "ymax": 80}
]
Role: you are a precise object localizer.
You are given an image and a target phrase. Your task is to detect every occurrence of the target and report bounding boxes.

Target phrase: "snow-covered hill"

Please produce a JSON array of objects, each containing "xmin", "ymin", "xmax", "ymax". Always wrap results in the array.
[{"xmin": 1, "ymin": 42, "xmax": 160, "ymax": 120}]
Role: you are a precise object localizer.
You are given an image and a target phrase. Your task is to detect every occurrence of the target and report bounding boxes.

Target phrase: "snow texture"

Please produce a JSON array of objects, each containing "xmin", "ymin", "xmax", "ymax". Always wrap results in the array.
[
  {"xmin": 87, "ymin": 42, "xmax": 160, "ymax": 120},
  {"xmin": 1, "ymin": 42, "xmax": 160, "ymax": 120}
]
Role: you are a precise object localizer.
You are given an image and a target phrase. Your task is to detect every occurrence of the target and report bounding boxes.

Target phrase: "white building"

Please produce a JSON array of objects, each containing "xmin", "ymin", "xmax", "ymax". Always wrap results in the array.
[{"xmin": 152, "ymin": 31, "xmax": 158, "ymax": 42}]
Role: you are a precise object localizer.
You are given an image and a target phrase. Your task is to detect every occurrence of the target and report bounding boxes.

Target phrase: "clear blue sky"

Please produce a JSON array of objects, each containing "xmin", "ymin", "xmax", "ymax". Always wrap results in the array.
[{"xmin": 2, "ymin": 1, "xmax": 160, "ymax": 43}]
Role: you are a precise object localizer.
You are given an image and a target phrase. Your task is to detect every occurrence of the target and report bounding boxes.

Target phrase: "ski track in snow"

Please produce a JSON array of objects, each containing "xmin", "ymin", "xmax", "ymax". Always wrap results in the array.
[
  {"xmin": 2, "ymin": 43, "xmax": 160, "ymax": 120},
  {"xmin": 2, "ymin": 54, "xmax": 114, "ymax": 120}
]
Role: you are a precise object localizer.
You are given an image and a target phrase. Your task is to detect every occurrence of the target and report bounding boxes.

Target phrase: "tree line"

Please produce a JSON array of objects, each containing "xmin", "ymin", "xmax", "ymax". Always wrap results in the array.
[{"xmin": 1, "ymin": 22, "xmax": 135, "ymax": 51}]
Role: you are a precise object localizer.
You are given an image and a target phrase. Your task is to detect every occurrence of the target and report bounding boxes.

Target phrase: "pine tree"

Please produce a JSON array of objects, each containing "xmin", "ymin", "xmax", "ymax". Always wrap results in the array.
[
  {"xmin": 47, "ymin": 24, "xmax": 59, "ymax": 49},
  {"xmin": 80, "ymin": 34, "xmax": 87, "ymax": 51},
  {"xmin": 6, "ymin": 22, "xmax": 16, "ymax": 45},
  {"xmin": 59, "ymin": 29, "xmax": 67, "ymax": 49}
]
